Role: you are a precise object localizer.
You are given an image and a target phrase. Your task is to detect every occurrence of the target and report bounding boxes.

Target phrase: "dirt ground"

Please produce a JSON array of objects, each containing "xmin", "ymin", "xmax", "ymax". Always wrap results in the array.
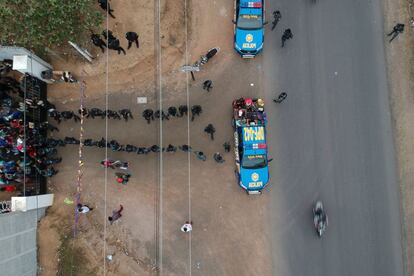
[
  {"xmin": 38, "ymin": 0, "xmax": 271, "ymax": 275},
  {"xmin": 383, "ymin": 0, "xmax": 414, "ymax": 275}
]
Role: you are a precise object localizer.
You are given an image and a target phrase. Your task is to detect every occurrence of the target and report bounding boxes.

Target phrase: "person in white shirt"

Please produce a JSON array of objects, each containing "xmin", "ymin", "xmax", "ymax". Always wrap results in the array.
[{"xmin": 181, "ymin": 221, "xmax": 193, "ymax": 233}]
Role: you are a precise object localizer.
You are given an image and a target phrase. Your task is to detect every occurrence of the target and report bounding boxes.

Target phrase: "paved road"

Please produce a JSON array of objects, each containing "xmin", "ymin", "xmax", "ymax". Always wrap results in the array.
[{"xmin": 262, "ymin": 0, "xmax": 404, "ymax": 275}]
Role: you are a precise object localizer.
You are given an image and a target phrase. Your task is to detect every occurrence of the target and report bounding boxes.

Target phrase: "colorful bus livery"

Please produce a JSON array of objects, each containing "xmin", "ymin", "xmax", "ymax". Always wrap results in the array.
[{"xmin": 233, "ymin": 0, "xmax": 265, "ymax": 58}]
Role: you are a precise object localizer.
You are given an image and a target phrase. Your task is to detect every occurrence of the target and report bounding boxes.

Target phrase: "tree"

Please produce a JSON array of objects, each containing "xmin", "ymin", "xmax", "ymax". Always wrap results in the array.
[{"xmin": 0, "ymin": 0, "xmax": 103, "ymax": 53}]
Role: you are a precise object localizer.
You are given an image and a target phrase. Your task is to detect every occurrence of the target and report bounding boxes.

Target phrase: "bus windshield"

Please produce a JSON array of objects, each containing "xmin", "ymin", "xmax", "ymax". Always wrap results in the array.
[{"xmin": 242, "ymin": 154, "xmax": 266, "ymax": 169}]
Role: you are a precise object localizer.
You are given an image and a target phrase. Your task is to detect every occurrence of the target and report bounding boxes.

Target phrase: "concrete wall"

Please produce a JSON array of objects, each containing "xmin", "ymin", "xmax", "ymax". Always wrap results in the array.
[{"xmin": 0, "ymin": 209, "xmax": 44, "ymax": 276}]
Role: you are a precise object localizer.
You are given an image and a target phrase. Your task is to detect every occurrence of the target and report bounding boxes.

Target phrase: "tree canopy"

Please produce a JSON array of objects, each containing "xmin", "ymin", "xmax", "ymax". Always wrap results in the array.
[{"xmin": 0, "ymin": 0, "xmax": 103, "ymax": 53}]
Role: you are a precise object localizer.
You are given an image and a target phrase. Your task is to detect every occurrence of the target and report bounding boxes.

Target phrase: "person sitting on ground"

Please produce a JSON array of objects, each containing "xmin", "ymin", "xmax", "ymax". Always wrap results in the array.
[{"xmin": 77, "ymin": 203, "xmax": 93, "ymax": 214}]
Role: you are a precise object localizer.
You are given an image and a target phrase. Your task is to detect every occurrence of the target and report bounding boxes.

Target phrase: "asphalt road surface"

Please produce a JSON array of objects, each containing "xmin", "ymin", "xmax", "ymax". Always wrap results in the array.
[{"xmin": 262, "ymin": 0, "xmax": 404, "ymax": 275}]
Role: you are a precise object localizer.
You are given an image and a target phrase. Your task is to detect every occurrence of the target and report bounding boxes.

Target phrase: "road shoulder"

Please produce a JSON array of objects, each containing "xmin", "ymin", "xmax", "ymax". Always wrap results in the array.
[{"xmin": 383, "ymin": 0, "xmax": 414, "ymax": 274}]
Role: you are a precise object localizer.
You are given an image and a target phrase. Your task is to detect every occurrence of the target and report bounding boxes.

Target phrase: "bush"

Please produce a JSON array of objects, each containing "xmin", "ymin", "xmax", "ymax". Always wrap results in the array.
[{"xmin": 0, "ymin": 0, "xmax": 103, "ymax": 53}]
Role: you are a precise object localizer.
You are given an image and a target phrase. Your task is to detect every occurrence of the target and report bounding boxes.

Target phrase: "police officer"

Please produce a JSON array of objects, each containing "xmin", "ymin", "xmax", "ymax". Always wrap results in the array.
[
  {"xmin": 108, "ymin": 38, "xmax": 126, "ymax": 55},
  {"xmin": 119, "ymin": 109, "xmax": 133, "ymax": 121},
  {"xmin": 90, "ymin": 108, "xmax": 105, "ymax": 119},
  {"xmin": 150, "ymin": 145, "xmax": 160, "ymax": 152},
  {"xmin": 125, "ymin": 32, "xmax": 139, "ymax": 49},
  {"xmin": 61, "ymin": 111, "xmax": 74, "ymax": 121},
  {"xmin": 98, "ymin": 0, "xmax": 116, "ymax": 18},
  {"xmin": 203, "ymin": 80, "xmax": 213, "ymax": 92},
  {"xmin": 167, "ymin": 106, "xmax": 178, "ymax": 117},
  {"xmin": 178, "ymin": 105, "xmax": 188, "ymax": 117},
  {"xmin": 91, "ymin": 33, "xmax": 107, "ymax": 53},
  {"xmin": 191, "ymin": 105, "xmax": 202, "ymax": 121},
  {"xmin": 155, "ymin": 110, "xmax": 169, "ymax": 120},
  {"xmin": 179, "ymin": 144, "xmax": 192, "ymax": 152},
  {"xmin": 204, "ymin": 123, "xmax": 216, "ymax": 140},
  {"xmin": 166, "ymin": 144, "xmax": 177, "ymax": 152},
  {"xmin": 142, "ymin": 109, "xmax": 154, "ymax": 124},
  {"xmin": 102, "ymin": 29, "xmax": 116, "ymax": 41},
  {"xmin": 125, "ymin": 144, "xmax": 138, "ymax": 153},
  {"xmin": 281, "ymin": 29, "xmax": 293, "ymax": 48}
]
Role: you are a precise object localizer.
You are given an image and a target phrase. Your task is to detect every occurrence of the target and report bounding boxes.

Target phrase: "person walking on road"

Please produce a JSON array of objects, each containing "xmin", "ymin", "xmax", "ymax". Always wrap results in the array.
[
  {"xmin": 108, "ymin": 205, "xmax": 124, "ymax": 224},
  {"xmin": 273, "ymin": 92, "xmax": 287, "ymax": 103},
  {"xmin": 126, "ymin": 32, "xmax": 139, "ymax": 49},
  {"xmin": 181, "ymin": 221, "xmax": 193, "ymax": 233},
  {"xmin": 281, "ymin": 29, "xmax": 293, "ymax": 47},
  {"xmin": 204, "ymin": 124, "xmax": 216, "ymax": 140},
  {"xmin": 271, "ymin": 10, "xmax": 282, "ymax": 31},
  {"xmin": 388, "ymin": 23, "xmax": 405, "ymax": 42}
]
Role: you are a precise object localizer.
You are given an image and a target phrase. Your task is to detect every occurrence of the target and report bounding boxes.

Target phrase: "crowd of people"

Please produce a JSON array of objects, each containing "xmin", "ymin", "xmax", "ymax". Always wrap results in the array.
[{"xmin": 0, "ymin": 76, "xmax": 61, "ymax": 194}]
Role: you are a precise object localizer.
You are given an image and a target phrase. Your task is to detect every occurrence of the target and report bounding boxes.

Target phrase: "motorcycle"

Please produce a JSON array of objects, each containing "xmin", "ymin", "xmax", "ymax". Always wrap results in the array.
[
  {"xmin": 194, "ymin": 47, "xmax": 220, "ymax": 68},
  {"xmin": 313, "ymin": 201, "xmax": 328, "ymax": 237}
]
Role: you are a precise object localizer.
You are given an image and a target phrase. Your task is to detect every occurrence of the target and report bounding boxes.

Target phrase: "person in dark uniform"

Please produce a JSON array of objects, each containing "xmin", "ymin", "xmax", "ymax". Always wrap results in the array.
[
  {"xmin": 167, "ymin": 106, "xmax": 177, "ymax": 117},
  {"xmin": 388, "ymin": 23, "xmax": 405, "ymax": 42},
  {"xmin": 213, "ymin": 152, "xmax": 225, "ymax": 163},
  {"xmin": 191, "ymin": 105, "xmax": 202, "ymax": 121},
  {"xmin": 119, "ymin": 109, "xmax": 133, "ymax": 121},
  {"xmin": 166, "ymin": 144, "xmax": 177, "ymax": 152},
  {"xmin": 102, "ymin": 29, "xmax": 116, "ymax": 41},
  {"xmin": 142, "ymin": 109, "xmax": 154, "ymax": 124},
  {"xmin": 281, "ymin": 29, "xmax": 293, "ymax": 48},
  {"xmin": 108, "ymin": 38, "xmax": 126, "ymax": 55},
  {"xmin": 204, "ymin": 124, "xmax": 216, "ymax": 140},
  {"xmin": 179, "ymin": 144, "xmax": 192, "ymax": 152},
  {"xmin": 194, "ymin": 151, "xmax": 207, "ymax": 161},
  {"xmin": 178, "ymin": 105, "xmax": 188, "ymax": 117},
  {"xmin": 150, "ymin": 145, "xmax": 160, "ymax": 152},
  {"xmin": 98, "ymin": 0, "xmax": 116, "ymax": 18},
  {"xmin": 125, "ymin": 144, "xmax": 138, "ymax": 153},
  {"xmin": 91, "ymin": 33, "xmax": 107, "ymax": 53},
  {"xmin": 271, "ymin": 10, "xmax": 281, "ymax": 31},
  {"xmin": 125, "ymin": 32, "xmax": 139, "ymax": 49},
  {"xmin": 203, "ymin": 80, "xmax": 213, "ymax": 92},
  {"xmin": 273, "ymin": 92, "xmax": 287, "ymax": 103}
]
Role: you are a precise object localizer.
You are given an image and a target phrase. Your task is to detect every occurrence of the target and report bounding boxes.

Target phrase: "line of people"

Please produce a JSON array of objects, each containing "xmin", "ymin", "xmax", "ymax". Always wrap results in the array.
[
  {"xmin": 91, "ymin": 29, "xmax": 139, "ymax": 54},
  {"xmin": 48, "ymin": 108, "xmax": 133, "ymax": 123},
  {"xmin": 142, "ymin": 105, "xmax": 202, "ymax": 123}
]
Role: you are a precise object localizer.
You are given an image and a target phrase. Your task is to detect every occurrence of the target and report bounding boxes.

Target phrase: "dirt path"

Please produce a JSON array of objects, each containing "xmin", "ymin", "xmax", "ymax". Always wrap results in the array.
[{"xmin": 383, "ymin": 0, "xmax": 414, "ymax": 275}]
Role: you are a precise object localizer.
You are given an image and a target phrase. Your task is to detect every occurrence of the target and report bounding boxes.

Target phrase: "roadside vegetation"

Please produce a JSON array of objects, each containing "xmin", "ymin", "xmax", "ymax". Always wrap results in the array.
[{"xmin": 0, "ymin": 0, "xmax": 103, "ymax": 54}]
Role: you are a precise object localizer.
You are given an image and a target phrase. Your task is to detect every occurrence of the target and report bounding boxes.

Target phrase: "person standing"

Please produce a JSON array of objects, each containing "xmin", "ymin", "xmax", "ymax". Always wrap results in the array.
[
  {"xmin": 125, "ymin": 32, "xmax": 139, "ymax": 49},
  {"xmin": 178, "ymin": 105, "xmax": 188, "ymax": 117},
  {"xmin": 223, "ymin": 142, "xmax": 231, "ymax": 152},
  {"xmin": 204, "ymin": 124, "xmax": 216, "ymax": 140},
  {"xmin": 194, "ymin": 151, "xmax": 207, "ymax": 161},
  {"xmin": 108, "ymin": 38, "xmax": 126, "ymax": 55},
  {"xmin": 191, "ymin": 105, "xmax": 202, "ymax": 121},
  {"xmin": 213, "ymin": 152, "xmax": 225, "ymax": 163},
  {"xmin": 98, "ymin": 0, "xmax": 116, "ymax": 18},
  {"xmin": 142, "ymin": 109, "xmax": 154, "ymax": 124},
  {"xmin": 108, "ymin": 205, "xmax": 124, "ymax": 224},
  {"xmin": 273, "ymin": 92, "xmax": 287, "ymax": 103},
  {"xmin": 271, "ymin": 10, "xmax": 282, "ymax": 31}
]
